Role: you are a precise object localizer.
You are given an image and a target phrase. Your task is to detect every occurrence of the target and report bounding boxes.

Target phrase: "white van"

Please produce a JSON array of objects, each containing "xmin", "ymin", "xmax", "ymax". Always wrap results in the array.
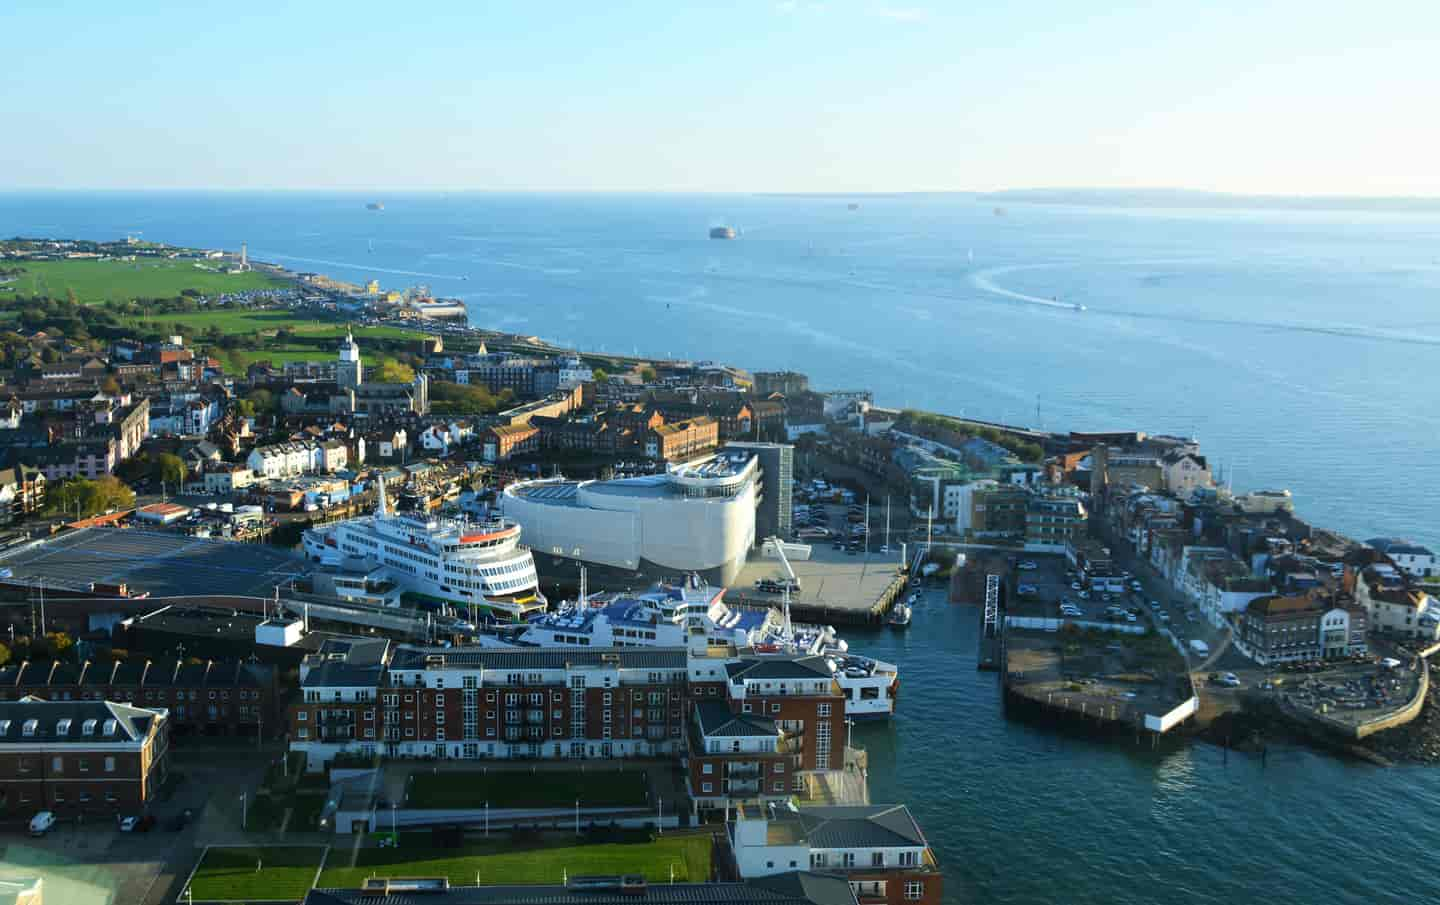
[
  {"xmin": 1188, "ymin": 639, "xmax": 1210, "ymax": 658},
  {"xmin": 29, "ymin": 811, "xmax": 55, "ymax": 836}
]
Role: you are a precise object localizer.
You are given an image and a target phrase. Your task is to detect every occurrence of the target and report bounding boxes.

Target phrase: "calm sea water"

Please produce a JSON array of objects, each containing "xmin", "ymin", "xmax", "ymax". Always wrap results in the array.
[{"xmin": 2, "ymin": 192, "xmax": 1438, "ymax": 903}]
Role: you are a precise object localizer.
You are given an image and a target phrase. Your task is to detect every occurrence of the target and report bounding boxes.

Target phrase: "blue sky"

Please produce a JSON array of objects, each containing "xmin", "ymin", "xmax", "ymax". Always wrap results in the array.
[{"xmin": 4, "ymin": 1, "xmax": 1435, "ymax": 193}]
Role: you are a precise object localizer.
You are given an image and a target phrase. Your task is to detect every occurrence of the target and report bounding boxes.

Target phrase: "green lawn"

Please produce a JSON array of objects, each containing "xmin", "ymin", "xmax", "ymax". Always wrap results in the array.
[
  {"xmin": 187, "ymin": 845, "xmax": 328, "ymax": 903},
  {"xmin": 1, "ymin": 258, "xmax": 286, "ymax": 304},
  {"xmin": 317, "ymin": 835, "xmax": 710, "ymax": 888},
  {"xmin": 407, "ymin": 769, "xmax": 650, "ymax": 809}
]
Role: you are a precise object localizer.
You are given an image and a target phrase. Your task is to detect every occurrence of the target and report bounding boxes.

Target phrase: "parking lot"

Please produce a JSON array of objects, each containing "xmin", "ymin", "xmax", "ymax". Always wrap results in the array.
[{"xmin": 0, "ymin": 527, "xmax": 310, "ymax": 598}]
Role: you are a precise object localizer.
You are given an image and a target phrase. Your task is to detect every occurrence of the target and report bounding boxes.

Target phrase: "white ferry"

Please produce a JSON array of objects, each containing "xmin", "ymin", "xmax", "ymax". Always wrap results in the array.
[
  {"xmin": 302, "ymin": 478, "xmax": 545, "ymax": 621},
  {"xmin": 488, "ymin": 578, "xmax": 900, "ymax": 720}
]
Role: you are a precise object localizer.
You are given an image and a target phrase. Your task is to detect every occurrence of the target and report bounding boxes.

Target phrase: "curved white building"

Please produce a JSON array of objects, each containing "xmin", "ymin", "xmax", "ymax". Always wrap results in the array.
[{"xmin": 501, "ymin": 454, "xmax": 759, "ymax": 585}]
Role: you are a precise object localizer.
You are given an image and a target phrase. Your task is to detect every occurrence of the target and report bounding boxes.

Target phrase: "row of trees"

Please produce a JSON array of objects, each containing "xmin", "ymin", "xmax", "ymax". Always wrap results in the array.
[
  {"xmin": 46, "ymin": 475, "xmax": 136, "ymax": 519},
  {"xmin": 429, "ymin": 380, "xmax": 516, "ymax": 416},
  {"xmin": 900, "ymin": 410, "xmax": 1045, "ymax": 463}
]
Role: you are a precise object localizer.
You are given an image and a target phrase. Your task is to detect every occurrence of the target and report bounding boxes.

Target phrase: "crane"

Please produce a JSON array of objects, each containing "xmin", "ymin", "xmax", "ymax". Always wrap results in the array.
[{"xmin": 766, "ymin": 536, "xmax": 798, "ymax": 642}]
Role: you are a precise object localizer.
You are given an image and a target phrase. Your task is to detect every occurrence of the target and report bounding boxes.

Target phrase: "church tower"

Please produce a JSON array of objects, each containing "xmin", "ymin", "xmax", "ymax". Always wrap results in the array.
[{"xmin": 337, "ymin": 328, "xmax": 363, "ymax": 389}]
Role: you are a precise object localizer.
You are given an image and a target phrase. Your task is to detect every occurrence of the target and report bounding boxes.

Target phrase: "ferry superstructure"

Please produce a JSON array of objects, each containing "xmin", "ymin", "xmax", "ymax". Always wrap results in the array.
[
  {"xmin": 489, "ymin": 578, "xmax": 899, "ymax": 719},
  {"xmin": 303, "ymin": 479, "xmax": 544, "ymax": 621}
]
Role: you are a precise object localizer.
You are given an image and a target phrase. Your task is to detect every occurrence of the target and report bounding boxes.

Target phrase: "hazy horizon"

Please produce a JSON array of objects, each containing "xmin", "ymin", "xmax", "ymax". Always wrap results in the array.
[{"xmin": 6, "ymin": 1, "xmax": 1438, "ymax": 195}]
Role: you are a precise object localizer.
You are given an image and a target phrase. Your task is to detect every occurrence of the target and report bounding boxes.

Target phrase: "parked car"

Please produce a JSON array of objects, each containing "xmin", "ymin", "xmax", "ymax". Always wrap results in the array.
[
  {"xmin": 1018, "ymin": 561, "xmax": 1038, "ymax": 571},
  {"xmin": 28, "ymin": 811, "xmax": 55, "ymax": 837},
  {"xmin": 1158, "ymin": 611, "xmax": 1170, "ymax": 622},
  {"xmin": 1071, "ymin": 582, "xmax": 1082, "ymax": 590}
]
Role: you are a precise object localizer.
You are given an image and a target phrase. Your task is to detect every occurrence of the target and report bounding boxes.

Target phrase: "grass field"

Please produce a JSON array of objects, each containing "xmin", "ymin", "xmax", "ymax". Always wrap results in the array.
[
  {"xmin": 187, "ymin": 845, "xmax": 328, "ymax": 903},
  {"xmin": 0, "ymin": 258, "xmax": 286, "ymax": 303},
  {"xmin": 116, "ymin": 307, "xmax": 424, "ymax": 339},
  {"xmin": 407, "ymin": 769, "xmax": 650, "ymax": 810},
  {"xmin": 317, "ymin": 835, "xmax": 711, "ymax": 888}
]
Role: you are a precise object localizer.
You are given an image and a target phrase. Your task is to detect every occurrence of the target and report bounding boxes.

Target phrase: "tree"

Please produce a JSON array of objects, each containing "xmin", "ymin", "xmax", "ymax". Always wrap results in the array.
[
  {"xmin": 592, "ymin": 368, "xmax": 609, "ymax": 384},
  {"xmin": 245, "ymin": 389, "xmax": 276, "ymax": 415},
  {"xmin": 155, "ymin": 453, "xmax": 187, "ymax": 487},
  {"xmin": 99, "ymin": 375, "xmax": 121, "ymax": 396},
  {"xmin": 48, "ymin": 476, "xmax": 136, "ymax": 519},
  {"xmin": 639, "ymin": 366, "xmax": 657, "ymax": 382},
  {"xmin": 378, "ymin": 359, "xmax": 415, "ymax": 383},
  {"xmin": 234, "ymin": 398, "xmax": 257, "ymax": 418},
  {"xmin": 0, "ymin": 641, "xmax": 10, "ymax": 667}
]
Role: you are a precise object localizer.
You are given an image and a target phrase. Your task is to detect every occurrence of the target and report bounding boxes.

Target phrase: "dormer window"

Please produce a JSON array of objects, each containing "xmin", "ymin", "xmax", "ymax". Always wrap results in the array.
[
  {"xmin": 22, "ymin": 719, "xmax": 37, "ymax": 736},
  {"xmin": 102, "ymin": 719, "xmax": 118, "ymax": 737},
  {"xmin": 56, "ymin": 719, "xmax": 71, "ymax": 735}
]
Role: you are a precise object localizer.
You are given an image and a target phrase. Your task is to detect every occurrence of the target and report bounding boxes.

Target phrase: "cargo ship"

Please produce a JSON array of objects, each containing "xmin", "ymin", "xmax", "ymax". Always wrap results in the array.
[{"xmin": 709, "ymin": 226, "xmax": 737, "ymax": 240}]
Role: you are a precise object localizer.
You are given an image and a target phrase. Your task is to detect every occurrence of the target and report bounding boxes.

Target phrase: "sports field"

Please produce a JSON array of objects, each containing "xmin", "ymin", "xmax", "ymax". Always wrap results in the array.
[
  {"xmin": 0, "ymin": 527, "xmax": 309, "ymax": 598},
  {"xmin": 317, "ymin": 835, "xmax": 710, "ymax": 888},
  {"xmin": 0, "ymin": 258, "xmax": 286, "ymax": 303},
  {"xmin": 186, "ymin": 845, "xmax": 329, "ymax": 903}
]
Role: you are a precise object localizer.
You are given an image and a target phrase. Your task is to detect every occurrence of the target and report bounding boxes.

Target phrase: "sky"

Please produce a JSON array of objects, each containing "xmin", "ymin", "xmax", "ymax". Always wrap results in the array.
[{"xmin": 4, "ymin": 0, "xmax": 1438, "ymax": 194}]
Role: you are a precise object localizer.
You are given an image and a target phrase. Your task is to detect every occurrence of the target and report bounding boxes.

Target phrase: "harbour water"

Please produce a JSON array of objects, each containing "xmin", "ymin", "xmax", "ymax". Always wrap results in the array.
[{"xmin": 2, "ymin": 191, "xmax": 1438, "ymax": 903}]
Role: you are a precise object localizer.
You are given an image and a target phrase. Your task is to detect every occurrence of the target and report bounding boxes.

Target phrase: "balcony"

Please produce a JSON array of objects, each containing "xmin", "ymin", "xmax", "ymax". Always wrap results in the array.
[
  {"xmin": 725, "ymin": 762, "xmax": 761, "ymax": 777},
  {"xmin": 725, "ymin": 779, "xmax": 760, "ymax": 795}
]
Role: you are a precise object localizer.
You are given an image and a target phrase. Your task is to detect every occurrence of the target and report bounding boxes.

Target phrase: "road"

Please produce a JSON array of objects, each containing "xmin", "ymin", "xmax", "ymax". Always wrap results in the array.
[{"xmin": 1093, "ymin": 527, "xmax": 1250, "ymax": 675}]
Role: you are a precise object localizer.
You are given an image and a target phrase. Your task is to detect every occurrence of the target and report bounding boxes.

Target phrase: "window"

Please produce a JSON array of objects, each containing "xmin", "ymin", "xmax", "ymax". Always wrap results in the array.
[
  {"xmin": 900, "ymin": 851, "xmax": 918, "ymax": 867},
  {"xmin": 105, "ymin": 756, "xmax": 115, "ymax": 773},
  {"xmin": 296, "ymin": 711, "xmax": 308, "ymax": 721},
  {"xmin": 811, "ymin": 853, "xmax": 827, "ymax": 868},
  {"xmin": 905, "ymin": 882, "xmax": 924, "ymax": 900},
  {"xmin": 843, "ymin": 853, "xmax": 855, "ymax": 868},
  {"xmin": 872, "ymin": 852, "xmax": 885, "ymax": 867},
  {"xmin": 817, "ymin": 703, "xmax": 832, "ymax": 717},
  {"xmin": 703, "ymin": 763, "xmax": 713, "ymax": 774},
  {"xmin": 702, "ymin": 782, "xmax": 713, "ymax": 793},
  {"xmin": 297, "ymin": 728, "xmax": 309, "ymax": 739},
  {"xmin": 79, "ymin": 758, "xmax": 90, "ymax": 772},
  {"xmin": 773, "ymin": 762, "xmax": 785, "ymax": 773},
  {"xmin": 51, "ymin": 756, "xmax": 62, "ymax": 773}
]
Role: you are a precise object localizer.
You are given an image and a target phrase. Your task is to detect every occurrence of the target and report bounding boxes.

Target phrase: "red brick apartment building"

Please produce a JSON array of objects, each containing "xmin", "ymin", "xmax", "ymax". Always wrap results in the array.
[
  {"xmin": 0, "ymin": 697, "xmax": 169, "ymax": 818},
  {"xmin": 288, "ymin": 641, "xmax": 849, "ymax": 814},
  {"xmin": 0, "ymin": 658, "xmax": 279, "ymax": 738}
]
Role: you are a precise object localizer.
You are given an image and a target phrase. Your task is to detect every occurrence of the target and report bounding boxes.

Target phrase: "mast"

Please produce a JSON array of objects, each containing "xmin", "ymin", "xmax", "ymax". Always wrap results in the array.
[{"xmin": 376, "ymin": 473, "xmax": 389, "ymax": 516}]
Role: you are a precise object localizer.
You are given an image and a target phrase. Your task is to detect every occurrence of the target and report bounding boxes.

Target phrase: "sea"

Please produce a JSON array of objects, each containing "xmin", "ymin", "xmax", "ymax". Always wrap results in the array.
[{"xmin": 2, "ymin": 191, "xmax": 1438, "ymax": 904}]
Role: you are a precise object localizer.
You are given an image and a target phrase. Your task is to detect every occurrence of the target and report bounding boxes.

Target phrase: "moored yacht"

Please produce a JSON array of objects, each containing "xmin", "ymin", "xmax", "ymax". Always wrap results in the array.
[{"xmin": 485, "ymin": 576, "xmax": 900, "ymax": 719}]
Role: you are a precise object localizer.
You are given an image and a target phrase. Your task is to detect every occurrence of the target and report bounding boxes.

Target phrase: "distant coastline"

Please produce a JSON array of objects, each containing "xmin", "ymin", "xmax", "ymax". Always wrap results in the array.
[
  {"xmin": 977, "ymin": 187, "xmax": 1440, "ymax": 212},
  {"xmin": 757, "ymin": 187, "xmax": 1440, "ymax": 212}
]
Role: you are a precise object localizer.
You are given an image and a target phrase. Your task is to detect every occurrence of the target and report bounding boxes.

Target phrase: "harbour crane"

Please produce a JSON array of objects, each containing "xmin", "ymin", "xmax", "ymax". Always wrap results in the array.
[{"xmin": 766, "ymin": 536, "xmax": 798, "ymax": 642}]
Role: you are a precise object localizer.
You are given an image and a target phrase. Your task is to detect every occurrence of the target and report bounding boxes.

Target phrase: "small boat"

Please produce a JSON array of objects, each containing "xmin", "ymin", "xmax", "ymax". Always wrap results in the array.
[
  {"xmin": 709, "ymin": 226, "xmax": 737, "ymax": 240},
  {"xmin": 366, "ymin": 202, "xmax": 384, "ymax": 211},
  {"xmin": 887, "ymin": 603, "xmax": 912, "ymax": 628},
  {"xmin": 847, "ymin": 203, "xmax": 860, "ymax": 211},
  {"xmin": 1072, "ymin": 302, "xmax": 1086, "ymax": 311}
]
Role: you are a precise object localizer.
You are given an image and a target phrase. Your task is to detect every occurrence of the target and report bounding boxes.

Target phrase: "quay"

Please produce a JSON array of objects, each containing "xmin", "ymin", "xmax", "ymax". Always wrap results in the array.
[{"xmin": 727, "ymin": 545, "xmax": 908, "ymax": 626}]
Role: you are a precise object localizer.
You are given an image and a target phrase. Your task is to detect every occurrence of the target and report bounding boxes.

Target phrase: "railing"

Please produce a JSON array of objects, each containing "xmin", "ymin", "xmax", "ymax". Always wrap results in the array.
[
  {"xmin": 726, "ymin": 779, "xmax": 760, "ymax": 794},
  {"xmin": 725, "ymin": 762, "xmax": 760, "ymax": 777}
]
